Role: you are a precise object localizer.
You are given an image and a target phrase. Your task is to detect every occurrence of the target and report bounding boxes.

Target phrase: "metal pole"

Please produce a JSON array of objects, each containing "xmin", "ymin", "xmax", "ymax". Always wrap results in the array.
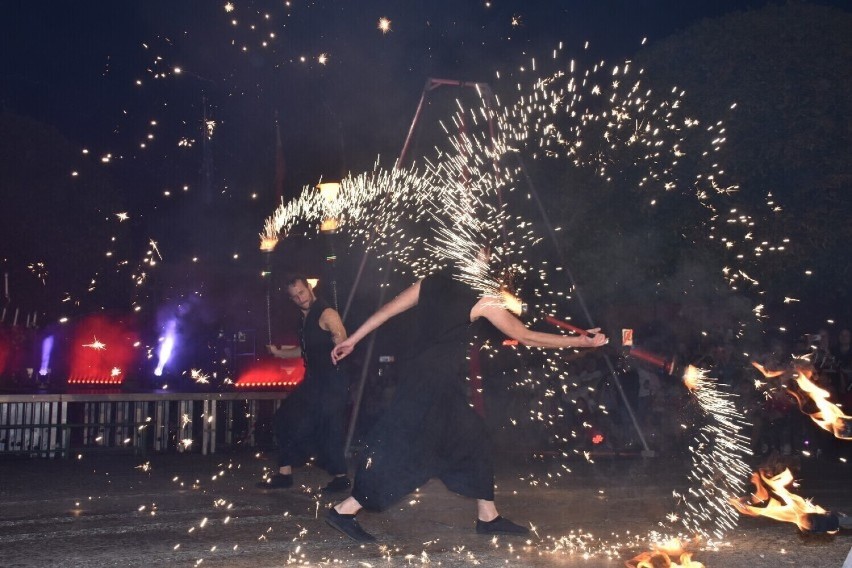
[
  {"xmin": 514, "ymin": 155, "xmax": 654, "ymax": 455},
  {"xmin": 264, "ymin": 251, "xmax": 273, "ymax": 344},
  {"xmin": 343, "ymin": 266, "xmax": 391, "ymax": 456},
  {"xmin": 343, "ymin": 78, "xmax": 504, "ymax": 454}
]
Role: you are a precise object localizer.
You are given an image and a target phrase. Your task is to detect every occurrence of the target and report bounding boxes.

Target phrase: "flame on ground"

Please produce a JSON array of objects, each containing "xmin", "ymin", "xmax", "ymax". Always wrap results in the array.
[
  {"xmin": 730, "ymin": 468, "xmax": 835, "ymax": 533},
  {"xmin": 626, "ymin": 540, "xmax": 704, "ymax": 568}
]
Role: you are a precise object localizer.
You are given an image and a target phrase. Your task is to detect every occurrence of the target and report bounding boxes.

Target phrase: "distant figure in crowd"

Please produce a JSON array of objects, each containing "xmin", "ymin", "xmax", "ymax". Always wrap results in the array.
[
  {"xmin": 261, "ymin": 275, "xmax": 351, "ymax": 493},
  {"xmin": 832, "ymin": 328, "xmax": 852, "ymax": 407},
  {"xmin": 324, "ymin": 268, "xmax": 607, "ymax": 542}
]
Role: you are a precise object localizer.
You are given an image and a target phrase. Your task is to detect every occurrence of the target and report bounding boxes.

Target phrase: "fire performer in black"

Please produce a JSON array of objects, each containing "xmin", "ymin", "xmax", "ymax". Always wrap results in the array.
[
  {"xmin": 261, "ymin": 275, "xmax": 351, "ymax": 493},
  {"xmin": 325, "ymin": 269, "xmax": 607, "ymax": 541}
]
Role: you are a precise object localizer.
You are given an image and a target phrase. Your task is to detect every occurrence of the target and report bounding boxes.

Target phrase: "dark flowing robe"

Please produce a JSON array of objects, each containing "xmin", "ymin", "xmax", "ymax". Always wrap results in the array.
[{"xmin": 352, "ymin": 272, "xmax": 494, "ymax": 510}]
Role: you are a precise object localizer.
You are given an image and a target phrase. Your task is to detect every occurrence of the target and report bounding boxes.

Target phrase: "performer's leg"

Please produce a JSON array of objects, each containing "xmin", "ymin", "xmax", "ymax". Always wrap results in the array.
[
  {"xmin": 345, "ymin": 405, "xmax": 437, "ymax": 510},
  {"xmin": 438, "ymin": 400, "xmax": 495, "ymax": 502},
  {"xmin": 326, "ymin": 496, "xmax": 375, "ymax": 542},
  {"xmin": 273, "ymin": 400, "xmax": 298, "ymax": 473},
  {"xmin": 316, "ymin": 380, "xmax": 351, "ymax": 492},
  {"xmin": 477, "ymin": 499, "xmax": 498, "ymax": 521},
  {"xmin": 262, "ymin": 393, "xmax": 312, "ymax": 487},
  {"xmin": 437, "ymin": 401, "xmax": 529, "ymax": 535},
  {"xmin": 319, "ymin": 380, "xmax": 349, "ymax": 477}
]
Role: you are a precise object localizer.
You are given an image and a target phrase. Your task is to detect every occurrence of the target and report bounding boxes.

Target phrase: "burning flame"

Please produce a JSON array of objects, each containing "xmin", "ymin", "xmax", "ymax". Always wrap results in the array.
[
  {"xmin": 751, "ymin": 362, "xmax": 851, "ymax": 440},
  {"xmin": 259, "ymin": 234, "xmax": 279, "ymax": 252},
  {"xmin": 730, "ymin": 468, "xmax": 835, "ymax": 533},
  {"xmin": 682, "ymin": 365, "xmax": 703, "ymax": 391},
  {"xmin": 789, "ymin": 369, "xmax": 851, "ymax": 440},
  {"xmin": 626, "ymin": 539, "xmax": 704, "ymax": 568},
  {"xmin": 500, "ymin": 290, "xmax": 526, "ymax": 316}
]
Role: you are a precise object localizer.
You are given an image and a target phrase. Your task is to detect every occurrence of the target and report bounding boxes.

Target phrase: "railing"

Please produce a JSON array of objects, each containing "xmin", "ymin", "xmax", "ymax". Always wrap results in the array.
[{"xmin": 0, "ymin": 392, "xmax": 287, "ymax": 458}]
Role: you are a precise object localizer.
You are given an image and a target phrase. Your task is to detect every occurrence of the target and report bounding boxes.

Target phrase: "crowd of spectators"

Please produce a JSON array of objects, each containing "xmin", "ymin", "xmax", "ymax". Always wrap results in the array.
[{"xmin": 475, "ymin": 324, "xmax": 851, "ymax": 461}]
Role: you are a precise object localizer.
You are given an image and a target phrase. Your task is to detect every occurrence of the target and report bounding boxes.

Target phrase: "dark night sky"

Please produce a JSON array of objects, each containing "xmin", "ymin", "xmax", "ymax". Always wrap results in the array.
[
  {"xmin": 1, "ymin": 0, "xmax": 850, "ymax": 327},
  {"xmin": 5, "ymin": 0, "xmax": 832, "ymax": 190}
]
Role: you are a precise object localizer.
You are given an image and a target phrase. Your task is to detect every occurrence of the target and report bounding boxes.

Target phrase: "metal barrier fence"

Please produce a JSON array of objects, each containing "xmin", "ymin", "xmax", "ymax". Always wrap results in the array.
[{"xmin": 0, "ymin": 392, "xmax": 286, "ymax": 458}]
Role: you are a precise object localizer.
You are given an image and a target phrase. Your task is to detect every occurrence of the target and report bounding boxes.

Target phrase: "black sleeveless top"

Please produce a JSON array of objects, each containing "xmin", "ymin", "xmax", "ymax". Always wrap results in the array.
[
  {"xmin": 416, "ymin": 271, "xmax": 480, "ymax": 349},
  {"xmin": 396, "ymin": 270, "xmax": 481, "ymax": 391},
  {"xmin": 300, "ymin": 297, "xmax": 337, "ymax": 379}
]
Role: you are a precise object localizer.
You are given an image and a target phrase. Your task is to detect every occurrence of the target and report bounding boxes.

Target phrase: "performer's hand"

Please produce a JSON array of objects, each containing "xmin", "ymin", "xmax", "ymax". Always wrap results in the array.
[
  {"xmin": 331, "ymin": 338, "xmax": 356, "ymax": 364},
  {"xmin": 581, "ymin": 329, "xmax": 607, "ymax": 347},
  {"xmin": 266, "ymin": 344, "xmax": 279, "ymax": 355}
]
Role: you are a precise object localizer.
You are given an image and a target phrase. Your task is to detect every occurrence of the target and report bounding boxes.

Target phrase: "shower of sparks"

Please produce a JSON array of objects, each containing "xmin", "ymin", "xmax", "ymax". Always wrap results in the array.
[
  {"xmin": 317, "ymin": 53, "xmax": 329, "ymax": 65},
  {"xmin": 255, "ymin": 45, "xmax": 775, "ymax": 554},
  {"xmin": 377, "ymin": 17, "xmax": 392, "ymax": 34},
  {"xmin": 224, "ymin": 2, "xmax": 234, "ymax": 12},
  {"xmin": 673, "ymin": 366, "xmax": 751, "ymax": 540},
  {"xmin": 116, "ymin": 212, "xmax": 129, "ymax": 222}
]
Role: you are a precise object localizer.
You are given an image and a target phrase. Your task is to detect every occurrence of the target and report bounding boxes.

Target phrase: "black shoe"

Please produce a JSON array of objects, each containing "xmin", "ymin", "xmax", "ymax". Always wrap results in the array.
[
  {"xmin": 325, "ymin": 508, "xmax": 376, "ymax": 542},
  {"xmin": 475, "ymin": 516, "xmax": 530, "ymax": 535},
  {"xmin": 256, "ymin": 473, "xmax": 293, "ymax": 489},
  {"xmin": 323, "ymin": 476, "xmax": 352, "ymax": 493}
]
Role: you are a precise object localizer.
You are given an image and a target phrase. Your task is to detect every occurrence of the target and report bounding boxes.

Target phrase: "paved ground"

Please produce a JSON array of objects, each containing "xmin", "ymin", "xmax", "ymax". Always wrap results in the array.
[{"xmin": 1, "ymin": 450, "xmax": 850, "ymax": 568}]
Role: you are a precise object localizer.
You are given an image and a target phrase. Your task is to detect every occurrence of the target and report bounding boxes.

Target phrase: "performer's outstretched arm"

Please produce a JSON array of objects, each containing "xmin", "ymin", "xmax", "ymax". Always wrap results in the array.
[
  {"xmin": 475, "ymin": 299, "xmax": 607, "ymax": 349},
  {"xmin": 331, "ymin": 280, "xmax": 422, "ymax": 363},
  {"xmin": 268, "ymin": 344, "xmax": 301, "ymax": 358},
  {"xmin": 319, "ymin": 308, "xmax": 348, "ymax": 345}
]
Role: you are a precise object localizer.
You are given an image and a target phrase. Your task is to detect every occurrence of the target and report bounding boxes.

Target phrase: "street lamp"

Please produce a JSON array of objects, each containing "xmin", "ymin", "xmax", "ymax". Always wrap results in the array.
[
  {"xmin": 317, "ymin": 182, "xmax": 341, "ymax": 309},
  {"xmin": 317, "ymin": 181, "xmax": 341, "ymax": 234}
]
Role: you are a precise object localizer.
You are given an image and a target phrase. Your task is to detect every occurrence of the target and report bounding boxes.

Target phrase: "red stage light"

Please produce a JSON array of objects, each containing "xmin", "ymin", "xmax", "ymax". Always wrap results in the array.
[
  {"xmin": 67, "ymin": 315, "xmax": 139, "ymax": 385},
  {"xmin": 235, "ymin": 358, "xmax": 305, "ymax": 388}
]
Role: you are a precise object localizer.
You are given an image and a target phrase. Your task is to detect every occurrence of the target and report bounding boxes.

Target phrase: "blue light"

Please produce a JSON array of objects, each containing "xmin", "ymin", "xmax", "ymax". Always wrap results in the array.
[
  {"xmin": 39, "ymin": 335, "xmax": 54, "ymax": 376},
  {"xmin": 154, "ymin": 320, "xmax": 177, "ymax": 376}
]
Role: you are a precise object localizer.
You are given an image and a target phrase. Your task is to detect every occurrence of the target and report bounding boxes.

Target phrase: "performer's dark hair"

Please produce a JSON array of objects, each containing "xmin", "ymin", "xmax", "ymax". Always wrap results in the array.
[{"xmin": 283, "ymin": 273, "xmax": 311, "ymax": 289}]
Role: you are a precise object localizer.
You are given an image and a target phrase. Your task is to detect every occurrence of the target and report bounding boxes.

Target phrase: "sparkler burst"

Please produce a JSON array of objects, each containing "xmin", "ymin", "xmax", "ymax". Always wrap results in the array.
[
  {"xmin": 673, "ymin": 366, "xmax": 751, "ymax": 540},
  {"xmin": 256, "ymin": 44, "xmax": 771, "ymax": 557},
  {"xmin": 6, "ymin": 0, "xmax": 838, "ymax": 563}
]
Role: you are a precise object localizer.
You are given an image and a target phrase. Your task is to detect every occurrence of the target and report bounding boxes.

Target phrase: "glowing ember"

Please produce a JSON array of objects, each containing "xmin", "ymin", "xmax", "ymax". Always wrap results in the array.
[
  {"xmin": 259, "ymin": 235, "xmax": 278, "ymax": 252},
  {"xmin": 500, "ymin": 290, "xmax": 526, "ymax": 316},
  {"xmin": 377, "ymin": 17, "xmax": 392, "ymax": 34},
  {"xmin": 731, "ymin": 468, "xmax": 836, "ymax": 533},
  {"xmin": 682, "ymin": 365, "xmax": 702, "ymax": 391}
]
